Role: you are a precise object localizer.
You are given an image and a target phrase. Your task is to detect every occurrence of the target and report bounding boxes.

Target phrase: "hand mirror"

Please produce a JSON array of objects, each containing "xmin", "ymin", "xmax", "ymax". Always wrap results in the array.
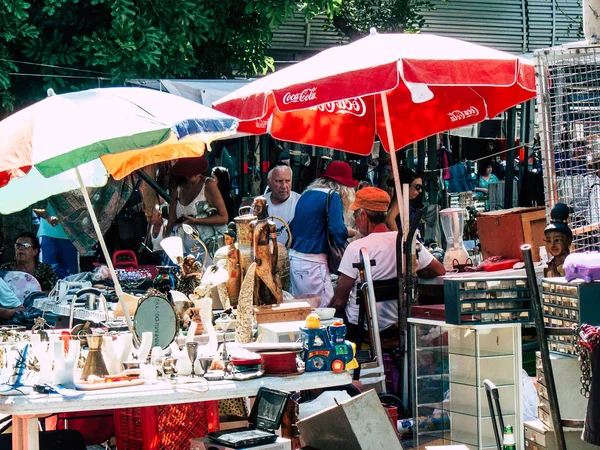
[{"xmin": 133, "ymin": 293, "xmax": 179, "ymax": 349}]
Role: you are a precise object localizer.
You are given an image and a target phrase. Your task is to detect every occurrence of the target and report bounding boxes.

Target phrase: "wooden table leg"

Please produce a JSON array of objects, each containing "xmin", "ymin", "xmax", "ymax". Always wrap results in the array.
[{"xmin": 12, "ymin": 415, "xmax": 40, "ymax": 450}]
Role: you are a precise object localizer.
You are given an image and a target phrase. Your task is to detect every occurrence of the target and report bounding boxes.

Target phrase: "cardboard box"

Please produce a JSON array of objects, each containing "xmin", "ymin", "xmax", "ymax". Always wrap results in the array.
[
  {"xmin": 297, "ymin": 389, "xmax": 402, "ymax": 450},
  {"xmin": 190, "ymin": 436, "xmax": 291, "ymax": 450},
  {"xmin": 477, "ymin": 207, "xmax": 546, "ymax": 262},
  {"xmin": 253, "ymin": 302, "xmax": 311, "ymax": 324}
]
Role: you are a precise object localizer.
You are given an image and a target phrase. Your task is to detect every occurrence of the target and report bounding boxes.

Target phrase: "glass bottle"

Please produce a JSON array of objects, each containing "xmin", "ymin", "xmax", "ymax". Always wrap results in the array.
[{"xmin": 502, "ymin": 425, "xmax": 516, "ymax": 450}]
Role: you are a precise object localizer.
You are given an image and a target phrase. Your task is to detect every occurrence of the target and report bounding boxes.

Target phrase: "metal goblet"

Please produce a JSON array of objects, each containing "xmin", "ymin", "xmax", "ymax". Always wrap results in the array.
[
  {"xmin": 186, "ymin": 342, "xmax": 199, "ymax": 378},
  {"xmin": 197, "ymin": 356, "xmax": 213, "ymax": 376}
]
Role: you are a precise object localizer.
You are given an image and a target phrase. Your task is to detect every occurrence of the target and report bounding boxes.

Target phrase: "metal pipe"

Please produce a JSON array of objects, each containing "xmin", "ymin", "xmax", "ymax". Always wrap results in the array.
[
  {"xmin": 521, "ymin": 244, "xmax": 566, "ymax": 450},
  {"xmin": 403, "ymin": 208, "xmax": 423, "ymax": 412},
  {"xmin": 360, "ymin": 247, "xmax": 387, "ymax": 393}
]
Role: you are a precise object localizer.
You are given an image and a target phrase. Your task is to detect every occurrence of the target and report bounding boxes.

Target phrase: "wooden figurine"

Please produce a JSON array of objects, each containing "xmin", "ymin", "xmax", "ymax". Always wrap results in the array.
[
  {"xmin": 249, "ymin": 196, "xmax": 283, "ymax": 305},
  {"xmin": 177, "ymin": 255, "xmax": 202, "ymax": 296},
  {"xmin": 544, "ymin": 202, "xmax": 572, "ymax": 278},
  {"xmin": 224, "ymin": 229, "xmax": 242, "ymax": 305}
]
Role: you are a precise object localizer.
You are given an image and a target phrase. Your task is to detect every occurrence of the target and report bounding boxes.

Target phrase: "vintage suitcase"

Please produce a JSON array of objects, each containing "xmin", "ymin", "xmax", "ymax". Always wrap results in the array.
[{"xmin": 477, "ymin": 206, "xmax": 546, "ymax": 262}]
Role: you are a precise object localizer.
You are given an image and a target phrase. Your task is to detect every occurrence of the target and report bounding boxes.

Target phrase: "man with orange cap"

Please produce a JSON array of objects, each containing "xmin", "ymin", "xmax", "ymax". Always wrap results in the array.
[{"xmin": 331, "ymin": 187, "xmax": 445, "ymax": 345}]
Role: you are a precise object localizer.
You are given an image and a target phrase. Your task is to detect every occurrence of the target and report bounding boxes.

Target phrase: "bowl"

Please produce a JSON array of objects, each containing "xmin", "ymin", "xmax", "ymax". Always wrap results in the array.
[
  {"xmin": 215, "ymin": 317, "xmax": 236, "ymax": 331},
  {"xmin": 311, "ymin": 308, "xmax": 336, "ymax": 320}
]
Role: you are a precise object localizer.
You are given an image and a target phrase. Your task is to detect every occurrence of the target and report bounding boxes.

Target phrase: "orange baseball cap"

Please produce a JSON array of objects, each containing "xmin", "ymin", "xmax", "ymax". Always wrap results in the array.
[{"xmin": 349, "ymin": 187, "xmax": 391, "ymax": 212}]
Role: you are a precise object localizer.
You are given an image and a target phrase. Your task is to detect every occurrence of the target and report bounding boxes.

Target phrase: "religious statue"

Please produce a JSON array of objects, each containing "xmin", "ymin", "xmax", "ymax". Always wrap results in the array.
[
  {"xmin": 544, "ymin": 202, "xmax": 572, "ymax": 278},
  {"xmin": 177, "ymin": 255, "xmax": 203, "ymax": 296},
  {"xmin": 249, "ymin": 196, "xmax": 283, "ymax": 305},
  {"xmin": 224, "ymin": 229, "xmax": 242, "ymax": 305}
]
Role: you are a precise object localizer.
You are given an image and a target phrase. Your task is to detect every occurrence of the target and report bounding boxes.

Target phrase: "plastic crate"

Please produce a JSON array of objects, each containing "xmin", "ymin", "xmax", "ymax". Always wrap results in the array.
[
  {"xmin": 522, "ymin": 341, "xmax": 539, "ymax": 376},
  {"xmin": 114, "ymin": 401, "xmax": 220, "ymax": 450},
  {"xmin": 382, "ymin": 403, "xmax": 399, "ymax": 435}
]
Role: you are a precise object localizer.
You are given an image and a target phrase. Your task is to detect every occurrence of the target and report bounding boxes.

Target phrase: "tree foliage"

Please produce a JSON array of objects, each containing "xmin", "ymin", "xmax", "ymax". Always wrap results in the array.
[
  {"xmin": 330, "ymin": 0, "xmax": 436, "ymax": 39},
  {"xmin": 0, "ymin": 0, "xmax": 340, "ymax": 116},
  {"xmin": 0, "ymin": 0, "xmax": 435, "ymax": 116}
]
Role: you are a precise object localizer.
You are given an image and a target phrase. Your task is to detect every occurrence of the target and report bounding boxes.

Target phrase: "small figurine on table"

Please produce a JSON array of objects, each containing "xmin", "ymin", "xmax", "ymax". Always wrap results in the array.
[
  {"xmin": 249, "ymin": 196, "xmax": 283, "ymax": 305},
  {"xmin": 544, "ymin": 202, "xmax": 572, "ymax": 278},
  {"xmin": 177, "ymin": 255, "xmax": 203, "ymax": 296},
  {"xmin": 224, "ymin": 229, "xmax": 242, "ymax": 306}
]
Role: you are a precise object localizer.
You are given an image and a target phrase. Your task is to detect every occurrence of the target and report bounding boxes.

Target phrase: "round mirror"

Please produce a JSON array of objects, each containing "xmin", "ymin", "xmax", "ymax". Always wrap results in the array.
[{"xmin": 133, "ymin": 294, "xmax": 178, "ymax": 349}]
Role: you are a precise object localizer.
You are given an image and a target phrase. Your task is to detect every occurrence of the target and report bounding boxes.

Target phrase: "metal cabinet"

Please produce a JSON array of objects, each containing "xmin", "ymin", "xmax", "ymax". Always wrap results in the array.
[
  {"xmin": 410, "ymin": 318, "xmax": 523, "ymax": 450},
  {"xmin": 444, "ymin": 277, "xmax": 532, "ymax": 325},
  {"xmin": 541, "ymin": 277, "xmax": 600, "ymax": 355}
]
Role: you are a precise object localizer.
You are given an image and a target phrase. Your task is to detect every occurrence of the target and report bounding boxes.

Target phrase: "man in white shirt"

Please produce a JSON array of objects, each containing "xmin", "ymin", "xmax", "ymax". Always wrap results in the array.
[
  {"xmin": 265, "ymin": 165, "xmax": 301, "ymax": 246},
  {"xmin": 331, "ymin": 187, "xmax": 445, "ymax": 344}
]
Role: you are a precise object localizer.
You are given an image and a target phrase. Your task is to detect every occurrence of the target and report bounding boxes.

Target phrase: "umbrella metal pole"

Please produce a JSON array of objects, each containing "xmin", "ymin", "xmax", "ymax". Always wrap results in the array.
[
  {"xmin": 403, "ymin": 208, "xmax": 423, "ymax": 411},
  {"xmin": 75, "ymin": 168, "xmax": 135, "ymax": 335},
  {"xmin": 360, "ymin": 247, "xmax": 386, "ymax": 393},
  {"xmin": 521, "ymin": 244, "xmax": 566, "ymax": 450}
]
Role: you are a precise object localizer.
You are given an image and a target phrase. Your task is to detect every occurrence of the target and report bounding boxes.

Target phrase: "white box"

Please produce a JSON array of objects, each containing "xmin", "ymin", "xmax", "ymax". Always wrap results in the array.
[
  {"xmin": 190, "ymin": 436, "xmax": 291, "ymax": 450},
  {"xmin": 258, "ymin": 319, "xmax": 339, "ymax": 343}
]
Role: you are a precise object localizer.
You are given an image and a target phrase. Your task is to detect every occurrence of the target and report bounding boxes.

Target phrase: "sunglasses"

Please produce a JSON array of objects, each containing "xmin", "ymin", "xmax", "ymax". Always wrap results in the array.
[
  {"xmin": 15, "ymin": 242, "xmax": 33, "ymax": 249},
  {"xmin": 411, "ymin": 183, "xmax": 423, "ymax": 191}
]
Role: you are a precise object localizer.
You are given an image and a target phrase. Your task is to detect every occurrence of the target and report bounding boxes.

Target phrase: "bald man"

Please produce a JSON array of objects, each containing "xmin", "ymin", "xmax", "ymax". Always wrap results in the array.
[{"xmin": 265, "ymin": 165, "xmax": 301, "ymax": 246}]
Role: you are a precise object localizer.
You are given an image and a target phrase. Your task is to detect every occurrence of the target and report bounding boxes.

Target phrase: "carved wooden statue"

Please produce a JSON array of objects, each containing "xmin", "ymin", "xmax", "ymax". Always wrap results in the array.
[
  {"xmin": 224, "ymin": 230, "xmax": 242, "ymax": 306},
  {"xmin": 249, "ymin": 196, "xmax": 283, "ymax": 305},
  {"xmin": 544, "ymin": 203, "xmax": 572, "ymax": 278}
]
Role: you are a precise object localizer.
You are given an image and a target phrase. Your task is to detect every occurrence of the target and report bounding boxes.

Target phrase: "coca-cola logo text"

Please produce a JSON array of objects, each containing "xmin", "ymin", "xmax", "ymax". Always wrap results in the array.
[
  {"xmin": 448, "ymin": 106, "xmax": 480, "ymax": 122},
  {"xmin": 254, "ymin": 119, "xmax": 267, "ymax": 129},
  {"xmin": 282, "ymin": 88, "xmax": 317, "ymax": 105},
  {"xmin": 311, "ymin": 98, "xmax": 367, "ymax": 117}
]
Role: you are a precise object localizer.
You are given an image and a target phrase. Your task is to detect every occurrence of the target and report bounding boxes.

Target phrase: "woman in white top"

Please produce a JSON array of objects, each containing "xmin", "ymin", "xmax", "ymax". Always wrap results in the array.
[{"xmin": 166, "ymin": 156, "xmax": 228, "ymax": 254}]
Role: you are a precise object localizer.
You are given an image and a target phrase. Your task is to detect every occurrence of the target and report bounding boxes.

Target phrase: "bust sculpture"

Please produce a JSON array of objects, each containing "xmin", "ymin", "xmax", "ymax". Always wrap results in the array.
[
  {"xmin": 544, "ymin": 202, "xmax": 572, "ymax": 278},
  {"xmin": 249, "ymin": 196, "xmax": 283, "ymax": 305}
]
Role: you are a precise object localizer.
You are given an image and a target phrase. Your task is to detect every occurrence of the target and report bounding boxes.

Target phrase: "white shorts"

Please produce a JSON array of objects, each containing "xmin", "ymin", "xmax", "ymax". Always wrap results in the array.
[{"xmin": 289, "ymin": 254, "xmax": 333, "ymax": 308}]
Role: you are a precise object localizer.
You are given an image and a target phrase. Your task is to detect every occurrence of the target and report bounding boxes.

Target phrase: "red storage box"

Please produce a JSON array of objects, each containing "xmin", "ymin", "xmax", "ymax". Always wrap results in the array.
[
  {"xmin": 477, "ymin": 206, "xmax": 546, "ymax": 262},
  {"xmin": 114, "ymin": 401, "xmax": 220, "ymax": 450}
]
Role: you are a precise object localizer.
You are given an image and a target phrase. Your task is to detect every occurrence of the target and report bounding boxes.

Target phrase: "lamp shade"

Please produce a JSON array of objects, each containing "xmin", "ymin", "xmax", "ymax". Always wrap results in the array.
[{"xmin": 160, "ymin": 236, "xmax": 184, "ymax": 265}]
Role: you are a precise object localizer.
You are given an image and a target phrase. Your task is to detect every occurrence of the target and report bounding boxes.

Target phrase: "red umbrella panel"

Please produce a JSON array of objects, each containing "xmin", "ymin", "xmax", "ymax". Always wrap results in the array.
[{"xmin": 216, "ymin": 32, "xmax": 536, "ymax": 156}]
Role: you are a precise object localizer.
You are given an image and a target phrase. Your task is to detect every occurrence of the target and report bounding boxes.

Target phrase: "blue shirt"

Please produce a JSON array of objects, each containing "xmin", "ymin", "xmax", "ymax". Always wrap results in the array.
[
  {"xmin": 290, "ymin": 189, "xmax": 348, "ymax": 255},
  {"xmin": 37, "ymin": 204, "xmax": 69, "ymax": 240}
]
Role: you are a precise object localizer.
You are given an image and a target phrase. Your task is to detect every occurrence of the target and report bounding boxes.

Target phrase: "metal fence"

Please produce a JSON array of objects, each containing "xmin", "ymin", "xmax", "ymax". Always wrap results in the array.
[{"xmin": 535, "ymin": 45, "xmax": 600, "ymax": 251}]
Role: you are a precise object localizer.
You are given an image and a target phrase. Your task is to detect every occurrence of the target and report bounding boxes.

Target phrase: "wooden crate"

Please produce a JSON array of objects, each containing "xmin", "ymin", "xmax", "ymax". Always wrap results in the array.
[
  {"xmin": 253, "ymin": 301, "xmax": 311, "ymax": 324},
  {"xmin": 477, "ymin": 207, "xmax": 546, "ymax": 262}
]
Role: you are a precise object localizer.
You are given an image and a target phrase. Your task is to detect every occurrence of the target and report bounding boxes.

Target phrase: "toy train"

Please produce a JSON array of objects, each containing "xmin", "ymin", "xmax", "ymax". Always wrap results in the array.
[{"xmin": 300, "ymin": 322, "xmax": 358, "ymax": 372}]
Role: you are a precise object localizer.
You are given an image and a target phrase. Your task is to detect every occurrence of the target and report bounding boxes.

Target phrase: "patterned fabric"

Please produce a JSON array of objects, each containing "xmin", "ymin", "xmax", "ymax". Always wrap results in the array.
[
  {"xmin": 0, "ymin": 262, "xmax": 56, "ymax": 292},
  {"xmin": 48, "ymin": 176, "xmax": 134, "ymax": 254}
]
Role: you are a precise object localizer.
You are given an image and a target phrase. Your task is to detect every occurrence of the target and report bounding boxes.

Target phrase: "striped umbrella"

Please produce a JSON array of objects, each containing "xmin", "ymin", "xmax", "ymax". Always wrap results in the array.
[{"xmin": 0, "ymin": 86, "xmax": 239, "ymax": 331}]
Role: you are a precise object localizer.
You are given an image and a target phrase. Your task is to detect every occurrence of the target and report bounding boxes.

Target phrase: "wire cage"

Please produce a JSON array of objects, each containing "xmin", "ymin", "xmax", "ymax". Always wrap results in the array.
[{"xmin": 535, "ymin": 44, "xmax": 600, "ymax": 252}]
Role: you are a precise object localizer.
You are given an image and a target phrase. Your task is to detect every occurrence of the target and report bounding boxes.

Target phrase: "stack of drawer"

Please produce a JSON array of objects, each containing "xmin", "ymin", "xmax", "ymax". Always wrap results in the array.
[
  {"xmin": 541, "ymin": 278, "xmax": 600, "ymax": 355},
  {"xmin": 524, "ymin": 419, "xmax": 598, "ymax": 449},
  {"xmin": 524, "ymin": 352, "xmax": 596, "ymax": 449}
]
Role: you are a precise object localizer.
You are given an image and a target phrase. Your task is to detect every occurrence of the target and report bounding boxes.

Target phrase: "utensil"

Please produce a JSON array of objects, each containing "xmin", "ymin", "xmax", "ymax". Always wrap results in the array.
[{"xmin": 186, "ymin": 342, "xmax": 199, "ymax": 378}]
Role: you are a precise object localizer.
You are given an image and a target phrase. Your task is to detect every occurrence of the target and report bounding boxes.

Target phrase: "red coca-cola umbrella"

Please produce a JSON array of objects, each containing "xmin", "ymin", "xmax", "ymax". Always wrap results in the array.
[{"xmin": 214, "ymin": 30, "xmax": 535, "ymax": 156}]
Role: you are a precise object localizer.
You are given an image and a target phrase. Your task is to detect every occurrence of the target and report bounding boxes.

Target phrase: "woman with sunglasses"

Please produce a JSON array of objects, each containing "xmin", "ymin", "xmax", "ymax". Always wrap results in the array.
[
  {"xmin": 0, "ymin": 232, "xmax": 56, "ymax": 293},
  {"xmin": 385, "ymin": 168, "xmax": 424, "ymax": 232}
]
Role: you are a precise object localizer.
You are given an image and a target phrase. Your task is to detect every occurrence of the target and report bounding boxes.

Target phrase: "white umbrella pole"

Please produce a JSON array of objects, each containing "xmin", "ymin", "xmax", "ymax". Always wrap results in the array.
[
  {"xmin": 379, "ymin": 92, "xmax": 408, "ymax": 273},
  {"xmin": 74, "ymin": 167, "xmax": 135, "ymax": 333}
]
